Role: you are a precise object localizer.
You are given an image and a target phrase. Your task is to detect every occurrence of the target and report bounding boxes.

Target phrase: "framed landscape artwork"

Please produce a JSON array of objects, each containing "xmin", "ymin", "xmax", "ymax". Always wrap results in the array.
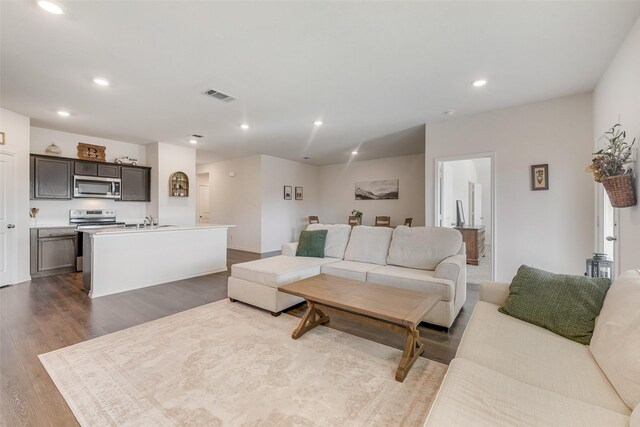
[
  {"xmin": 531, "ymin": 164, "xmax": 549, "ymax": 191},
  {"xmin": 355, "ymin": 179, "xmax": 399, "ymax": 200},
  {"xmin": 284, "ymin": 186, "xmax": 292, "ymax": 200},
  {"xmin": 295, "ymin": 187, "xmax": 303, "ymax": 200}
]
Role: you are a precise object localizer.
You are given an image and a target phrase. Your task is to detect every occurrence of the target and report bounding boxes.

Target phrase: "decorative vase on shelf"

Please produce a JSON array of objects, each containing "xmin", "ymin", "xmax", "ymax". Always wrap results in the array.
[{"xmin": 45, "ymin": 143, "xmax": 62, "ymax": 156}]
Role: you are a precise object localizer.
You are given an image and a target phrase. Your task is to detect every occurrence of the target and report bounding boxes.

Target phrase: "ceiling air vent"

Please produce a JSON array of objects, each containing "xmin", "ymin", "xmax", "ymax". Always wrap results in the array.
[
  {"xmin": 192, "ymin": 134, "xmax": 204, "ymax": 139},
  {"xmin": 202, "ymin": 88, "xmax": 236, "ymax": 103}
]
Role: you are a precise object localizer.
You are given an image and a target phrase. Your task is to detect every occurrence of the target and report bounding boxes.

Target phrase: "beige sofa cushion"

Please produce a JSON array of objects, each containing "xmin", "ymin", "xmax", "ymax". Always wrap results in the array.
[
  {"xmin": 343, "ymin": 226, "xmax": 393, "ymax": 265},
  {"xmin": 366, "ymin": 265, "xmax": 454, "ymax": 301},
  {"xmin": 590, "ymin": 269, "xmax": 640, "ymax": 409},
  {"xmin": 456, "ymin": 302, "xmax": 630, "ymax": 414},
  {"xmin": 425, "ymin": 358, "xmax": 630, "ymax": 427},
  {"xmin": 321, "ymin": 260, "xmax": 382, "ymax": 282},
  {"xmin": 231, "ymin": 255, "xmax": 339, "ymax": 289},
  {"xmin": 632, "ymin": 405, "xmax": 640, "ymax": 427},
  {"xmin": 306, "ymin": 224, "xmax": 352, "ymax": 259},
  {"xmin": 387, "ymin": 226, "xmax": 462, "ymax": 270}
]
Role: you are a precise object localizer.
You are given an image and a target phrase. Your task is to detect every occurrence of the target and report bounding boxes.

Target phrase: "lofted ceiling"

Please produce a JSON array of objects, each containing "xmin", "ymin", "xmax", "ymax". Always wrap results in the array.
[{"xmin": 2, "ymin": 1, "xmax": 640, "ymax": 165}]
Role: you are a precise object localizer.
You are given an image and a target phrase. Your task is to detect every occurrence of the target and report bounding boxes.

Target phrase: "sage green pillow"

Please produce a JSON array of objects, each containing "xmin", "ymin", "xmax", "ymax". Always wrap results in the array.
[
  {"xmin": 499, "ymin": 265, "xmax": 611, "ymax": 345},
  {"xmin": 295, "ymin": 230, "xmax": 327, "ymax": 258}
]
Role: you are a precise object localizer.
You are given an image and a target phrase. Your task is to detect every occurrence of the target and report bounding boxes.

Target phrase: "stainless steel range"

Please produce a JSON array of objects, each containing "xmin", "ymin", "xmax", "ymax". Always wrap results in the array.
[{"xmin": 71, "ymin": 209, "xmax": 125, "ymax": 270}]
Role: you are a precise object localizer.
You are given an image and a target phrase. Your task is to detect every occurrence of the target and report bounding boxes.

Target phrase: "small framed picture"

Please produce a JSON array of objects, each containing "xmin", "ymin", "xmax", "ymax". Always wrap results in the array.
[
  {"xmin": 284, "ymin": 186, "xmax": 292, "ymax": 200},
  {"xmin": 295, "ymin": 186, "xmax": 303, "ymax": 200},
  {"xmin": 531, "ymin": 164, "xmax": 549, "ymax": 191},
  {"xmin": 0, "ymin": 131, "xmax": 5, "ymax": 145}
]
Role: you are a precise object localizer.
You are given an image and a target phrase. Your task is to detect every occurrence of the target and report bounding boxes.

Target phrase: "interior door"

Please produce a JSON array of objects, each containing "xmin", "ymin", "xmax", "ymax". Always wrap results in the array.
[
  {"xmin": 440, "ymin": 163, "xmax": 454, "ymax": 227},
  {"xmin": 598, "ymin": 187, "xmax": 619, "ymax": 275},
  {"xmin": 470, "ymin": 182, "xmax": 483, "ymax": 226},
  {"xmin": 0, "ymin": 152, "xmax": 17, "ymax": 287},
  {"xmin": 198, "ymin": 184, "xmax": 210, "ymax": 224}
]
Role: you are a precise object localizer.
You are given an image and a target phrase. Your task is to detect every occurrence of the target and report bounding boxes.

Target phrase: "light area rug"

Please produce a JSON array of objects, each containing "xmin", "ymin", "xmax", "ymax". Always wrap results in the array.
[{"xmin": 39, "ymin": 299, "xmax": 447, "ymax": 426}]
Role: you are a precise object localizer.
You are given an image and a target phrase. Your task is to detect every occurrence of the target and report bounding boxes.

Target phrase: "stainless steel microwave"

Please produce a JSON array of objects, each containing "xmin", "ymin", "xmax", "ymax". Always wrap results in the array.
[{"xmin": 73, "ymin": 175, "xmax": 121, "ymax": 199}]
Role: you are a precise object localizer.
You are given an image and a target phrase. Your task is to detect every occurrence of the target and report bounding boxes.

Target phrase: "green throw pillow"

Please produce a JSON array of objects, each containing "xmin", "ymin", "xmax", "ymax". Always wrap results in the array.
[
  {"xmin": 499, "ymin": 265, "xmax": 611, "ymax": 345},
  {"xmin": 295, "ymin": 230, "xmax": 327, "ymax": 258}
]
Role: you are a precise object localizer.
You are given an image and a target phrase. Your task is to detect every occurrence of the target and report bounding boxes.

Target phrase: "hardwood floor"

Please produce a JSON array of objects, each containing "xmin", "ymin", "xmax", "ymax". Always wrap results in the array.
[{"xmin": 0, "ymin": 249, "xmax": 478, "ymax": 426}]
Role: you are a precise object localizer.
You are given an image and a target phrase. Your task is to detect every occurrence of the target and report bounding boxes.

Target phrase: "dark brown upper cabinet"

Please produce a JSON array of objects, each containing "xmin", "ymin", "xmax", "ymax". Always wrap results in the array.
[
  {"xmin": 120, "ymin": 166, "xmax": 150, "ymax": 202},
  {"xmin": 31, "ymin": 156, "xmax": 72, "ymax": 199}
]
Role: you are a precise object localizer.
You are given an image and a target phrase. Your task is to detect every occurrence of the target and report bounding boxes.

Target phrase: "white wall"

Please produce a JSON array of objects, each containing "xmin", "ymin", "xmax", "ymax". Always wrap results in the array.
[
  {"xmin": 426, "ymin": 93, "xmax": 594, "ymax": 281},
  {"xmin": 319, "ymin": 154, "xmax": 425, "ymax": 227},
  {"xmin": 197, "ymin": 156, "xmax": 262, "ymax": 252},
  {"xmin": 148, "ymin": 142, "xmax": 197, "ymax": 227},
  {"xmin": 260, "ymin": 155, "xmax": 321, "ymax": 252},
  {"xmin": 0, "ymin": 108, "xmax": 31, "ymax": 283},
  {"xmin": 593, "ymin": 16, "xmax": 640, "ymax": 273},
  {"xmin": 446, "ymin": 159, "xmax": 478, "ymax": 227},
  {"xmin": 29, "ymin": 127, "xmax": 149, "ymax": 223}
]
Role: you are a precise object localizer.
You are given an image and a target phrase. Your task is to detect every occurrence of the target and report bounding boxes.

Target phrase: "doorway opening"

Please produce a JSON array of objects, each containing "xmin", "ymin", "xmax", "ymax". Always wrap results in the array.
[
  {"xmin": 435, "ymin": 154, "xmax": 495, "ymax": 283},
  {"xmin": 196, "ymin": 173, "xmax": 210, "ymax": 224}
]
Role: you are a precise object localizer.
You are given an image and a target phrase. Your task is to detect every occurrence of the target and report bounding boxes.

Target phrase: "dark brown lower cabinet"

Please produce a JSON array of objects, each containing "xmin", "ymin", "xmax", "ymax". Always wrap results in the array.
[{"xmin": 30, "ymin": 228, "xmax": 77, "ymax": 278}]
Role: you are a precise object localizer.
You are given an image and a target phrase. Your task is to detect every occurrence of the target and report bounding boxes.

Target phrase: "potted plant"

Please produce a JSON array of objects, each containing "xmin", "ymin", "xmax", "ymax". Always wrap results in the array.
[
  {"xmin": 587, "ymin": 124, "xmax": 636, "ymax": 208},
  {"xmin": 351, "ymin": 209, "xmax": 363, "ymax": 225}
]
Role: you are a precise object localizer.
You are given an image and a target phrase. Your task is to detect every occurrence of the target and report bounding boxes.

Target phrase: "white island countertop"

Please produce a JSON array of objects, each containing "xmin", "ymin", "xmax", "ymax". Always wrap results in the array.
[{"xmin": 83, "ymin": 224, "xmax": 235, "ymax": 235}]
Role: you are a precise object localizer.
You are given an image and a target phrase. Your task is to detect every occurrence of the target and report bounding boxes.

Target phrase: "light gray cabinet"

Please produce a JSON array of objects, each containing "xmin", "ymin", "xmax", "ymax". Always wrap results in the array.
[
  {"xmin": 31, "ymin": 156, "xmax": 72, "ymax": 199},
  {"xmin": 30, "ymin": 228, "xmax": 77, "ymax": 278},
  {"xmin": 120, "ymin": 166, "xmax": 150, "ymax": 201}
]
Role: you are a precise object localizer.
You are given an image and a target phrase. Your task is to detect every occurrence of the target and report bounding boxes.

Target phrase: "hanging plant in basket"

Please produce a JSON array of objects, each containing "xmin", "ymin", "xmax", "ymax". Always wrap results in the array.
[{"xmin": 587, "ymin": 124, "xmax": 636, "ymax": 208}]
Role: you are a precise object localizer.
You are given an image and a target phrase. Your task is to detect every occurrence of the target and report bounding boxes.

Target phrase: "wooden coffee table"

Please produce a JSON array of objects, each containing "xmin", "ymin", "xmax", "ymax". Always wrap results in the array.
[{"xmin": 279, "ymin": 274, "xmax": 441, "ymax": 382}]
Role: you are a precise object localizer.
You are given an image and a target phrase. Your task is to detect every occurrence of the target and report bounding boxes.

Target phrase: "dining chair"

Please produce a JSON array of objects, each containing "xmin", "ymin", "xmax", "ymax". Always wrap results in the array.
[
  {"xmin": 348, "ymin": 216, "xmax": 359, "ymax": 227},
  {"xmin": 375, "ymin": 216, "xmax": 391, "ymax": 227},
  {"xmin": 308, "ymin": 216, "xmax": 319, "ymax": 224},
  {"xmin": 404, "ymin": 217, "xmax": 413, "ymax": 227}
]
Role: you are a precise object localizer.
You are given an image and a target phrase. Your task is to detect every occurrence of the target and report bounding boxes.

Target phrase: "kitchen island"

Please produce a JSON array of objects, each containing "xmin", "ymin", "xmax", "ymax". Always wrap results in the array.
[{"xmin": 82, "ymin": 224, "xmax": 234, "ymax": 298}]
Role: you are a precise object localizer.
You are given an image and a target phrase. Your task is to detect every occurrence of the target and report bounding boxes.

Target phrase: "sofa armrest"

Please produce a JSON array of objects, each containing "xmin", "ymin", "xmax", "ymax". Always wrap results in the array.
[
  {"xmin": 479, "ymin": 281, "xmax": 511, "ymax": 306},
  {"xmin": 435, "ymin": 254, "xmax": 465, "ymax": 283},
  {"xmin": 281, "ymin": 242, "xmax": 298, "ymax": 257}
]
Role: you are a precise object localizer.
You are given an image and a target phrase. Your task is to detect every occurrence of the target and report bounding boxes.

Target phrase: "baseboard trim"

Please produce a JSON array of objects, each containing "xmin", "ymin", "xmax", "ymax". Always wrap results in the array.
[{"xmin": 227, "ymin": 245, "xmax": 262, "ymax": 254}]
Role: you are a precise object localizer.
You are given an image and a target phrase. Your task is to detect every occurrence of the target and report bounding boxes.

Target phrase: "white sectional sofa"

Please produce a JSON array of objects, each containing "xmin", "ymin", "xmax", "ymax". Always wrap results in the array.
[
  {"xmin": 228, "ymin": 224, "xmax": 467, "ymax": 328},
  {"xmin": 425, "ymin": 269, "xmax": 640, "ymax": 427}
]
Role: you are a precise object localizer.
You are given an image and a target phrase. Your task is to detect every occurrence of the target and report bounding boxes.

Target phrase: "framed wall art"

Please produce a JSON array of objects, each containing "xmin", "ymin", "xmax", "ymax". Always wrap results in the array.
[
  {"xmin": 531, "ymin": 164, "xmax": 549, "ymax": 191},
  {"xmin": 284, "ymin": 185, "xmax": 292, "ymax": 200},
  {"xmin": 295, "ymin": 186, "xmax": 303, "ymax": 200},
  {"xmin": 355, "ymin": 179, "xmax": 399, "ymax": 200}
]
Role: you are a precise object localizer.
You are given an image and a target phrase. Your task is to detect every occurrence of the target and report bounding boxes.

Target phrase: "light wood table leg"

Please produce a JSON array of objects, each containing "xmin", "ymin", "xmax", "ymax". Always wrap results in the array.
[
  {"xmin": 395, "ymin": 328, "xmax": 424, "ymax": 382},
  {"xmin": 291, "ymin": 301, "xmax": 330, "ymax": 339}
]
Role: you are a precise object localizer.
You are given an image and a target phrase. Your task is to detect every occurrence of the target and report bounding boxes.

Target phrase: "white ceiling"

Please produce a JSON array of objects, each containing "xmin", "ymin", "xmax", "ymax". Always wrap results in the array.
[{"xmin": 2, "ymin": 1, "xmax": 640, "ymax": 165}]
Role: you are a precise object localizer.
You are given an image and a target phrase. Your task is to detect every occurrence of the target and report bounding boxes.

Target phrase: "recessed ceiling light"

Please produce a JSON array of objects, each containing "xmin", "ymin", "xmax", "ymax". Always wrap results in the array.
[
  {"xmin": 313, "ymin": 120, "xmax": 323, "ymax": 126},
  {"xmin": 38, "ymin": 1, "xmax": 64, "ymax": 14},
  {"xmin": 93, "ymin": 77, "xmax": 110, "ymax": 87},
  {"xmin": 351, "ymin": 150, "xmax": 358, "ymax": 155},
  {"xmin": 189, "ymin": 139, "xmax": 198, "ymax": 144},
  {"xmin": 240, "ymin": 124, "xmax": 249, "ymax": 130},
  {"xmin": 57, "ymin": 110, "xmax": 70, "ymax": 117},
  {"xmin": 444, "ymin": 110, "xmax": 456, "ymax": 115},
  {"xmin": 472, "ymin": 79, "xmax": 487, "ymax": 87}
]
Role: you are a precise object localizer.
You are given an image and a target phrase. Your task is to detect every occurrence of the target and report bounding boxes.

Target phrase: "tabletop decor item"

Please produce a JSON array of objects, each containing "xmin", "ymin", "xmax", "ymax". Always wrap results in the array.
[
  {"xmin": 30, "ymin": 207, "xmax": 39, "ymax": 218},
  {"xmin": 587, "ymin": 123, "xmax": 636, "ymax": 207},
  {"xmin": 77, "ymin": 143, "xmax": 106, "ymax": 162},
  {"xmin": 45, "ymin": 143, "xmax": 62, "ymax": 155},
  {"xmin": 351, "ymin": 209, "xmax": 362, "ymax": 225}
]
